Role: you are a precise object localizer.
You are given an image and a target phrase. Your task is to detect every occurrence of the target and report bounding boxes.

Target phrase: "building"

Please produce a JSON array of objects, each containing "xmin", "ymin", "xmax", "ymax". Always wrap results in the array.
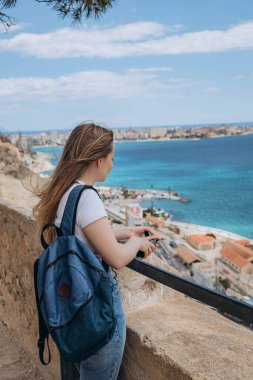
[
  {"xmin": 237, "ymin": 239, "xmax": 250, "ymax": 247},
  {"xmin": 113, "ymin": 131, "xmax": 123, "ymax": 140},
  {"xmin": 175, "ymin": 246, "xmax": 202, "ymax": 268},
  {"xmin": 125, "ymin": 204, "xmax": 143, "ymax": 226},
  {"xmin": 191, "ymin": 262, "xmax": 216, "ymax": 289},
  {"xmin": 221, "ymin": 244, "xmax": 253, "ymax": 274},
  {"xmin": 186, "ymin": 234, "xmax": 216, "ymax": 251},
  {"xmin": 138, "ymin": 130, "xmax": 149, "ymax": 139},
  {"xmin": 149, "ymin": 128, "xmax": 167, "ymax": 138},
  {"xmin": 218, "ymin": 242, "xmax": 253, "ymax": 296}
]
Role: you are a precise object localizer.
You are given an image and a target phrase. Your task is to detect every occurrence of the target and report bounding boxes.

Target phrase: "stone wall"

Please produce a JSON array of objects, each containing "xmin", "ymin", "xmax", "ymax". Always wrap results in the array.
[
  {"xmin": 0, "ymin": 200, "xmax": 59, "ymax": 380},
  {"xmin": 0, "ymin": 199, "xmax": 170, "ymax": 379},
  {"xmin": 1, "ymin": 199, "xmax": 253, "ymax": 380}
]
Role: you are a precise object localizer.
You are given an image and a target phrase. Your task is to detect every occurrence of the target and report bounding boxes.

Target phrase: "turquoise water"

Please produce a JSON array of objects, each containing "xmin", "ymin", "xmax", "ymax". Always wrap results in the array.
[{"xmin": 34, "ymin": 134, "xmax": 253, "ymax": 239}]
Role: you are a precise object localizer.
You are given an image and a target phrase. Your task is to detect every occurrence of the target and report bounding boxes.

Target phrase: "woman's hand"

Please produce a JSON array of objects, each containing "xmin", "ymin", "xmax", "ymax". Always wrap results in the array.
[
  {"xmin": 133, "ymin": 235, "xmax": 157, "ymax": 259},
  {"xmin": 114, "ymin": 226, "xmax": 162, "ymax": 242},
  {"xmin": 83, "ymin": 218, "xmax": 160, "ymax": 269}
]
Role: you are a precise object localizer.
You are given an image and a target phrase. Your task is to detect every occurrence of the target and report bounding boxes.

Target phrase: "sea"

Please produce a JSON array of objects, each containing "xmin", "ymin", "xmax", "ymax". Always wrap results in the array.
[{"xmin": 33, "ymin": 134, "xmax": 253, "ymax": 239}]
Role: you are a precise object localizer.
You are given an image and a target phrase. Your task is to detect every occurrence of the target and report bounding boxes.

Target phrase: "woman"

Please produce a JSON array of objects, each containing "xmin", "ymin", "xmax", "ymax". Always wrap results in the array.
[{"xmin": 33, "ymin": 122, "xmax": 160, "ymax": 379}]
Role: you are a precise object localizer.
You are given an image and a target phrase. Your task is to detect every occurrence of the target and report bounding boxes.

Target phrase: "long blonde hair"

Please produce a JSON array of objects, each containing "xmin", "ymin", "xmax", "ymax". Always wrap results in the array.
[{"xmin": 33, "ymin": 123, "xmax": 113, "ymax": 243}]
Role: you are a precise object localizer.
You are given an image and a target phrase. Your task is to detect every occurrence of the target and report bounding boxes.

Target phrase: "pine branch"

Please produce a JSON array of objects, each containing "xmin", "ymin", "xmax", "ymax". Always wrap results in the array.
[
  {"xmin": 0, "ymin": 0, "xmax": 116, "ymax": 31},
  {"xmin": 0, "ymin": 10, "xmax": 15, "ymax": 32},
  {"xmin": 1, "ymin": 0, "xmax": 17, "ymax": 7},
  {"xmin": 36, "ymin": 0, "xmax": 116, "ymax": 22}
]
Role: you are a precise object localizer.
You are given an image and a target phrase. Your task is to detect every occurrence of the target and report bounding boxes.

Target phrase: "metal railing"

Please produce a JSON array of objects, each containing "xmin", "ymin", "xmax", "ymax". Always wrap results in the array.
[
  {"xmin": 127, "ymin": 258, "xmax": 253, "ymax": 327},
  {"xmin": 61, "ymin": 258, "xmax": 253, "ymax": 379}
]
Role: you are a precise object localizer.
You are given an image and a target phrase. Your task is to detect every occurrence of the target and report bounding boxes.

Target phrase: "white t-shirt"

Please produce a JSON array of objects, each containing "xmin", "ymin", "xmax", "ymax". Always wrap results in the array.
[{"xmin": 54, "ymin": 179, "xmax": 108, "ymax": 252}]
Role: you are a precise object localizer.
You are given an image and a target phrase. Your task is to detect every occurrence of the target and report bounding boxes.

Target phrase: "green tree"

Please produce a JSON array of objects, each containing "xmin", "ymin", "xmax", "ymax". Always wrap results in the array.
[
  {"xmin": 206, "ymin": 233, "xmax": 216, "ymax": 239},
  {"xmin": 218, "ymin": 277, "xmax": 231, "ymax": 290},
  {"xmin": 121, "ymin": 187, "xmax": 129, "ymax": 199},
  {"xmin": 0, "ymin": 0, "xmax": 115, "ymax": 31}
]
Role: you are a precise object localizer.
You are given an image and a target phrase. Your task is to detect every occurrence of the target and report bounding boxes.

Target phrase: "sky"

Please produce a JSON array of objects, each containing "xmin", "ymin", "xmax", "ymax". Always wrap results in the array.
[{"xmin": 1, "ymin": 0, "xmax": 253, "ymax": 132}]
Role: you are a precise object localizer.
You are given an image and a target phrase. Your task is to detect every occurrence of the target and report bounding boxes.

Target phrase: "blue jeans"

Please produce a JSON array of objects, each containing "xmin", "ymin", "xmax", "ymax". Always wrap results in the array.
[{"xmin": 76, "ymin": 269, "xmax": 126, "ymax": 380}]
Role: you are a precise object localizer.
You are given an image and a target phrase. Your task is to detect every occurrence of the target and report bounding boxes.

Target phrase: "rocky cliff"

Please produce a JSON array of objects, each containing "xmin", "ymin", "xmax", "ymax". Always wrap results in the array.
[{"xmin": 0, "ymin": 137, "xmax": 32, "ymax": 180}]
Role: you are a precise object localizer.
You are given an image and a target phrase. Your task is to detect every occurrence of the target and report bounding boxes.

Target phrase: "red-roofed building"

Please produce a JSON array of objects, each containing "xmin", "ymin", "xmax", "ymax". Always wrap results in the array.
[
  {"xmin": 234, "ymin": 242, "xmax": 253, "ymax": 259},
  {"xmin": 176, "ymin": 246, "xmax": 202, "ymax": 267},
  {"xmin": 186, "ymin": 234, "xmax": 216, "ymax": 251},
  {"xmin": 217, "ymin": 242, "xmax": 253, "ymax": 296},
  {"xmin": 222, "ymin": 246, "xmax": 246, "ymax": 267},
  {"xmin": 237, "ymin": 239, "xmax": 250, "ymax": 247}
]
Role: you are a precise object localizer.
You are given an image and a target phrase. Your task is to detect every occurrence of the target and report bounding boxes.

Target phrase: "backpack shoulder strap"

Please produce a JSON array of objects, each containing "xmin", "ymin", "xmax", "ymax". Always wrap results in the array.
[
  {"xmin": 34, "ymin": 259, "xmax": 51, "ymax": 365},
  {"xmin": 40, "ymin": 222, "xmax": 61, "ymax": 250},
  {"xmin": 60, "ymin": 184, "xmax": 109, "ymax": 272},
  {"xmin": 60, "ymin": 184, "xmax": 99, "ymax": 236}
]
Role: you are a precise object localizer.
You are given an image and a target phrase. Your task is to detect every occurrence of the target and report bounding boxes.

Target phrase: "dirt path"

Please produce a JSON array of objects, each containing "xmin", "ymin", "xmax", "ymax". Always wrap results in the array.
[{"xmin": 0, "ymin": 321, "xmax": 44, "ymax": 380}]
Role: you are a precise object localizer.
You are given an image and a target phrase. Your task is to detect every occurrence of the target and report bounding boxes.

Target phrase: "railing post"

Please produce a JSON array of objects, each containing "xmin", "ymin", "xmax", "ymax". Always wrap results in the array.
[{"xmin": 60, "ymin": 357, "xmax": 79, "ymax": 380}]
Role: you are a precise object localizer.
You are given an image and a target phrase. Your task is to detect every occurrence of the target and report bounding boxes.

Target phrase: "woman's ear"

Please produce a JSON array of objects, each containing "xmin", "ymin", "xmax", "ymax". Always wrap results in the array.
[{"xmin": 96, "ymin": 159, "xmax": 102, "ymax": 167}]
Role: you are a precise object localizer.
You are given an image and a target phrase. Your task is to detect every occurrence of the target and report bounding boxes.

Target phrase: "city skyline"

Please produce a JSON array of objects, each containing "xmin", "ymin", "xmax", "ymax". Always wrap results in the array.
[{"xmin": 1, "ymin": 0, "xmax": 253, "ymax": 131}]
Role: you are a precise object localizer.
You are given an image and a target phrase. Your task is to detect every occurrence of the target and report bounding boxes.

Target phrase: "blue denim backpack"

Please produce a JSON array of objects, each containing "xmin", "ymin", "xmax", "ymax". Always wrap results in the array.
[{"xmin": 34, "ymin": 184, "xmax": 116, "ymax": 364}]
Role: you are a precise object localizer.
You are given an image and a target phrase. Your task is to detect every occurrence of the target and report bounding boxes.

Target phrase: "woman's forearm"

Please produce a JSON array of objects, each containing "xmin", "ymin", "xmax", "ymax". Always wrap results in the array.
[
  {"xmin": 113, "ymin": 226, "xmax": 130, "ymax": 241},
  {"xmin": 112, "ymin": 237, "xmax": 141, "ymax": 269}
]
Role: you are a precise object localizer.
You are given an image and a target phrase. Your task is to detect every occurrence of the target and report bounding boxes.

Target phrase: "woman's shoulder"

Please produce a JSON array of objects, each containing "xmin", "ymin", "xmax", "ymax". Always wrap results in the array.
[
  {"xmin": 78, "ymin": 186, "xmax": 103, "ymax": 207},
  {"xmin": 55, "ymin": 182, "xmax": 80, "ymax": 226},
  {"xmin": 76, "ymin": 186, "xmax": 107, "ymax": 229}
]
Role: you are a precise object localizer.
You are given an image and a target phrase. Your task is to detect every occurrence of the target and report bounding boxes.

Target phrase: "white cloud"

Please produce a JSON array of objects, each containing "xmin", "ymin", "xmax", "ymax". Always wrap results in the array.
[
  {"xmin": 0, "ymin": 22, "xmax": 29, "ymax": 34},
  {"xmin": 0, "ymin": 69, "xmax": 197, "ymax": 100},
  {"xmin": 0, "ymin": 21, "xmax": 253, "ymax": 59},
  {"xmin": 0, "ymin": 22, "xmax": 167, "ymax": 58}
]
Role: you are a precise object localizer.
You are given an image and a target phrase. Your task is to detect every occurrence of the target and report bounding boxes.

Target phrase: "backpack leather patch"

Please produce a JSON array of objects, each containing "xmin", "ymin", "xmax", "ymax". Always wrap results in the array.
[{"xmin": 57, "ymin": 283, "xmax": 71, "ymax": 298}]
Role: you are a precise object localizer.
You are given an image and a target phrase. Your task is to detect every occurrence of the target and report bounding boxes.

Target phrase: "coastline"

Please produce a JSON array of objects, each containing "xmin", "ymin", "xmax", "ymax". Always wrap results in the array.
[
  {"xmin": 115, "ymin": 131, "xmax": 253, "ymax": 143},
  {"xmin": 0, "ymin": 171, "xmax": 252, "ymax": 242},
  {"xmin": 32, "ymin": 131, "xmax": 253, "ymax": 148},
  {"xmin": 170, "ymin": 220, "xmax": 253, "ymax": 245},
  {"xmin": 29, "ymin": 134, "xmax": 253, "ymax": 240}
]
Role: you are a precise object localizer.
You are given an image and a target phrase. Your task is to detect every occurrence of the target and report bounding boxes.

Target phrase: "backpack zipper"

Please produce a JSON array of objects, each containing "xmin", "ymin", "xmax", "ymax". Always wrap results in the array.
[
  {"xmin": 46, "ymin": 250, "xmax": 107, "ymax": 277},
  {"xmin": 48, "ymin": 295, "xmax": 93, "ymax": 331},
  {"xmin": 39, "ymin": 250, "xmax": 107, "ymax": 304}
]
